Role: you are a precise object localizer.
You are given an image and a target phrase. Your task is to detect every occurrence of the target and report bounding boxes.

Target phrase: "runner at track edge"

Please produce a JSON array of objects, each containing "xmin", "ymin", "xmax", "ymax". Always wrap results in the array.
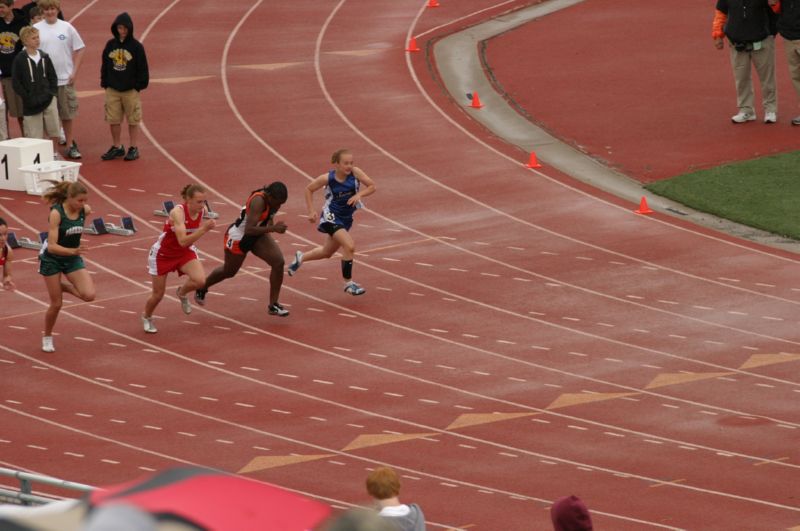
[
  {"xmin": 287, "ymin": 149, "xmax": 376, "ymax": 296},
  {"xmin": 38, "ymin": 180, "xmax": 95, "ymax": 352}
]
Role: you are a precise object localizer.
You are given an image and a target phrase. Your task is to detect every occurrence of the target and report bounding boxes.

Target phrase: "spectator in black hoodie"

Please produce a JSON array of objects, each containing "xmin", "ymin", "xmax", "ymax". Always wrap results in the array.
[
  {"xmin": 100, "ymin": 12, "xmax": 148, "ymax": 161},
  {"xmin": 12, "ymin": 25, "xmax": 59, "ymax": 149},
  {"xmin": 0, "ymin": 0, "xmax": 27, "ymax": 138}
]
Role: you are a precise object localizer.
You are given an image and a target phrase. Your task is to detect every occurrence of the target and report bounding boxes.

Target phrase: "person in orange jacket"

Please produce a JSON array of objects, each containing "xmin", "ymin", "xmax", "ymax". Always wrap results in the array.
[{"xmin": 712, "ymin": 0, "xmax": 778, "ymax": 124}]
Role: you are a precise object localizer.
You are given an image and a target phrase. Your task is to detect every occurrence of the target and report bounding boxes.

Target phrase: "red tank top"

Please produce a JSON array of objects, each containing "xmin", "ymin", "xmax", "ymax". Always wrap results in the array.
[
  {"xmin": 0, "ymin": 244, "xmax": 7, "ymax": 266},
  {"xmin": 154, "ymin": 204, "xmax": 203, "ymax": 257}
]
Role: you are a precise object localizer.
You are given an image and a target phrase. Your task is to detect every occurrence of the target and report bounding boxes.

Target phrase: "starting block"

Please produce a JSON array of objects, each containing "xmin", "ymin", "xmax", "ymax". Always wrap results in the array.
[
  {"xmin": 7, "ymin": 231, "xmax": 44, "ymax": 250},
  {"xmin": 154, "ymin": 200, "xmax": 218, "ymax": 220},
  {"xmin": 83, "ymin": 217, "xmax": 135, "ymax": 237},
  {"xmin": 153, "ymin": 200, "xmax": 175, "ymax": 217},
  {"xmin": 204, "ymin": 200, "xmax": 219, "ymax": 219},
  {"xmin": 6, "ymin": 231, "xmax": 20, "ymax": 248}
]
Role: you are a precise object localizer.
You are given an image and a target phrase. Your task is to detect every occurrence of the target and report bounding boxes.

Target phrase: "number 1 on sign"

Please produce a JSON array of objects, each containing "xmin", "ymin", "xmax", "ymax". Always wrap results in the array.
[{"xmin": 1, "ymin": 154, "xmax": 6, "ymax": 181}]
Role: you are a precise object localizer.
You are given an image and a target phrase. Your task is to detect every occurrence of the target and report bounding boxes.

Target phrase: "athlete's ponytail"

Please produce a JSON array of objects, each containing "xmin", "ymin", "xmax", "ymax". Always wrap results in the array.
[
  {"xmin": 42, "ymin": 180, "xmax": 87, "ymax": 205},
  {"xmin": 331, "ymin": 148, "xmax": 351, "ymax": 164},
  {"xmin": 180, "ymin": 183, "xmax": 206, "ymax": 200}
]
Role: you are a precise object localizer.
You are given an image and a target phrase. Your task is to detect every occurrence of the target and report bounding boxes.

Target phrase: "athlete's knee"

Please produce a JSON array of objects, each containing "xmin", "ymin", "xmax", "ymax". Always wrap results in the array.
[
  {"xmin": 49, "ymin": 299, "xmax": 63, "ymax": 311},
  {"xmin": 79, "ymin": 289, "xmax": 96, "ymax": 302},
  {"xmin": 269, "ymin": 255, "xmax": 285, "ymax": 270}
]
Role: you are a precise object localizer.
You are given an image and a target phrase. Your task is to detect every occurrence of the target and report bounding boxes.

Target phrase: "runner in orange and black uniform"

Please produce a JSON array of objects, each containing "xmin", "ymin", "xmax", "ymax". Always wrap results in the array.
[{"xmin": 194, "ymin": 181, "xmax": 290, "ymax": 316}]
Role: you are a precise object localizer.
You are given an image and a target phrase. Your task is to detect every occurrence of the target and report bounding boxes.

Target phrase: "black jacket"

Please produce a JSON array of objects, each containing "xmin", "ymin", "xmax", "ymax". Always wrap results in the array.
[
  {"xmin": 716, "ymin": 0, "xmax": 774, "ymax": 42},
  {"xmin": 100, "ymin": 12, "xmax": 149, "ymax": 92},
  {"xmin": 776, "ymin": 0, "xmax": 800, "ymax": 40},
  {"xmin": 11, "ymin": 50, "xmax": 57, "ymax": 115},
  {"xmin": 0, "ymin": 9, "xmax": 27, "ymax": 79}
]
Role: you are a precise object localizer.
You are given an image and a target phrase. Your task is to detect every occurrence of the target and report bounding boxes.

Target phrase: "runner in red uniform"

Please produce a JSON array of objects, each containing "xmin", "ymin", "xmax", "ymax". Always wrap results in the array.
[
  {"xmin": 142, "ymin": 184, "xmax": 215, "ymax": 333},
  {"xmin": 194, "ymin": 182, "xmax": 289, "ymax": 316},
  {"xmin": 0, "ymin": 217, "xmax": 15, "ymax": 291}
]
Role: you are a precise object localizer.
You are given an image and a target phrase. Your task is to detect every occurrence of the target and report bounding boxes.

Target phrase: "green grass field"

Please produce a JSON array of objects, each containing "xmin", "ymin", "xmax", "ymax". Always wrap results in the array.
[{"xmin": 645, "ymin": 152, "xmax": 800, "ymax": 241}]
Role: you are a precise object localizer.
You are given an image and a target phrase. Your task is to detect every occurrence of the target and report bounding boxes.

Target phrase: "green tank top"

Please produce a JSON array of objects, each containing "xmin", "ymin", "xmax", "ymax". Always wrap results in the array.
[{"xmin": 52, "ymin": 202, "xmax": 85, "ymax": 249}]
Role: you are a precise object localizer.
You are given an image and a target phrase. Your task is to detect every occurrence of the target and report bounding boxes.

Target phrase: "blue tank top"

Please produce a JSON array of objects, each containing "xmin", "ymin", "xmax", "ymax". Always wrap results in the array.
[{"xmin": 321, "ymin": 170, "xmax": 359, "ymax": 225}]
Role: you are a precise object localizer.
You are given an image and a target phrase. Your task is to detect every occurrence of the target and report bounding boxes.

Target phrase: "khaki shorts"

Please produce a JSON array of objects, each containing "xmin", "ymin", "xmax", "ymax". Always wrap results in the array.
[
  {"xmin": 104, "ymin": 88, "xmax": 142, "ymax": 125},
  {"xmin": 56, "ymin": 84, "xmax": 79, "ymax": 120},
  {"xmin": 23, "ymin": 97, "xmax": 60, "ymax": 139},
  {"xmin": 1, "ymin": 77, "xmax": 24, "ymax": 118}
]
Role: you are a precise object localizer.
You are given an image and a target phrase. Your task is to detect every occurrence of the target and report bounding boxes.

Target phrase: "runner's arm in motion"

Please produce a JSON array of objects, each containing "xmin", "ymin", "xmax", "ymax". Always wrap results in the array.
[
  {"xmin": 347, "ymin": 166, "xmax": 376, "ymax": 206},
  {"xmin": 304, "ymin": 173, "xmax": 329, "ymax": 223},
  {"xmin": 243, "ymin": 195, "xmax": 286, "ymax": 236},
  {"xmin": 171, "ymin": 207, "xmax": 215, "ymax": 247},
  {"xmin": 2, "ymin": 247, "xmax": 15, "ymax": 290}
]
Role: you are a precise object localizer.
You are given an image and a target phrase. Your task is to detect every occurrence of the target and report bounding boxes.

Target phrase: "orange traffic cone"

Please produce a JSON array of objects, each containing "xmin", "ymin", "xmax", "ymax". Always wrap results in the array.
[
  {"xmin": 469, "ymin": 91, "xmax": 484, "ymax": 108},
  {"xmin": 427, "ymin": 0, "xmax": 440, "ymax": 6},
  {"xmin": 634, "ymin": 196, "xmax": 654, "ymax": 215},
  {"xmin": 525, "ymin": 151, "xmax": 542, "ymax": 168},
  {"xmin": 406, "ymin": 37, "xmax": 420, "ymax": 52}
]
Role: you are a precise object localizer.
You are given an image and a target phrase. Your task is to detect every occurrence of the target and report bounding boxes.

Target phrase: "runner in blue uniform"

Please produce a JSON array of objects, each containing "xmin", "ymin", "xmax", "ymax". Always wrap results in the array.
[{"xmin": 287, "ymin": 149, "xmax": 376, "ymax": 295}]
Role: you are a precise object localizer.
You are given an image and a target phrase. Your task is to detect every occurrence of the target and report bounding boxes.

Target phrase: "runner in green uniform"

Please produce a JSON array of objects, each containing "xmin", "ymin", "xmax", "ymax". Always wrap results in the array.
[{"xmin": 38, "ymin": 180, "xmax": 95, "ymax": 352}]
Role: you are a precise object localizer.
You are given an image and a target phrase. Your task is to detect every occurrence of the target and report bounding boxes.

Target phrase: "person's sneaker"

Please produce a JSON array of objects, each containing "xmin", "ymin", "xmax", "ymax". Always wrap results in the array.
[
  {"xmin": 764, "ymin": 112, "xmax": 777, "ymax": 124},
  {"xmin": 58, "ymin": 127, "xmax": 66, "ymax": 145},
  {"xmin": 194, "ymin": 288, "xmax": 207, "ymax": 306},
  {"xmin": 65, "ymin": 141, "xmax": 82, "ymax": 159},
  {"xmin": 344, "ymin": 281, "xmax": 366, "ymax": 296},
  {"xmin": 124, "ymin": 146, "xmax": 139, "ymax": 161},
  {"xmin": 287, "ymin": 250, "xmax": 303, "ymax": 276},
  {"xmin": 731, "ymin": 112, "xmax": 756, "ymax": 123},
  {"xmin": 142, "ymin": 314, "xmax": 157, "ymax": 334},
  {"xmin": 176, "ymin": 286, "xmax": 192, "ymax": 314},
  {"xmin": 101, "ymin": 145, "xmax": 125, "ymax": 160},
  {"xmin": 792, "ymin": 115, "xmax": 800, "ymax": 126},
  {"xmin": 268, "ymin": 302, "xmax": 289, "ymax": 316},
  {"xmin": 41, "ymin": 336, "xmax": 55, "ymax": 352}
]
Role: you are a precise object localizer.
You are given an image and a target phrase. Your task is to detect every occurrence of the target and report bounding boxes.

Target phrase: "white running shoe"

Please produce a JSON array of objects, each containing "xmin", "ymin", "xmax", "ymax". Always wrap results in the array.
[
  {"xmin": 287, "ymin": 250, "xmax": 303, "ymax": 276},
  {"xmin": 142, "ymin": 315, "xmax": 158, "ymax": 334},
  {"xmin": 176, "ymin": 286, "xmax": 192, "ymax": 315},
  {"xmin": 344, "ymin": 281, "xmax": 366, "ymax": 296},
  {"xmin": 58, "ymin": 127, "xmax": 66, "ymax": 145},
  {"xmin": 764, "ymin": 112, "xmax": 777, "ymax": 124},
  {"xmin": 731, "ymin": 112, "xmax": 756, "ymax": 123},
  {"xmin": 268, "ymin": 302, "xmax": 290, "ymax": 316},
  {"xmin": 41, "ymin": 336, "xmax": 55, "ymax": 352}
]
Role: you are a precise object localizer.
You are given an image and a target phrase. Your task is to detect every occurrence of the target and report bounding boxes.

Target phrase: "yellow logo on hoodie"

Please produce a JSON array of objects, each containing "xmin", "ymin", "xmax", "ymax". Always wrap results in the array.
[{"xmin": 109, "ymin": 48, "xmax": 133, "ymax": 71}]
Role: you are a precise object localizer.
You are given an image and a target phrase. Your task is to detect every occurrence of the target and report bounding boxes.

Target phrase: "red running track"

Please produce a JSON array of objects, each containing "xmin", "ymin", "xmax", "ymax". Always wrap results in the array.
[{"xmin": 0, "ymin": 1, "xmax": 799, "ymax": 530}]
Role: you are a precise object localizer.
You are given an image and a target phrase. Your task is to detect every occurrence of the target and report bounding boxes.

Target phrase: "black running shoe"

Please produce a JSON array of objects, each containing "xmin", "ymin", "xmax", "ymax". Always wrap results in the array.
[
  {"xmin": 101, "ymin": 145, "xmax": 125, "ymax": 161},
  {"xmin": 194, "ymin": 289, "xmax": 207, "ymax": 306},
  {"xmin": 268, "ymin": 302, "xmax": 289, "ymax": 316},
  {"xmin": 124, "ymin": 146, "xmax": 139, "ymax": 161}
]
